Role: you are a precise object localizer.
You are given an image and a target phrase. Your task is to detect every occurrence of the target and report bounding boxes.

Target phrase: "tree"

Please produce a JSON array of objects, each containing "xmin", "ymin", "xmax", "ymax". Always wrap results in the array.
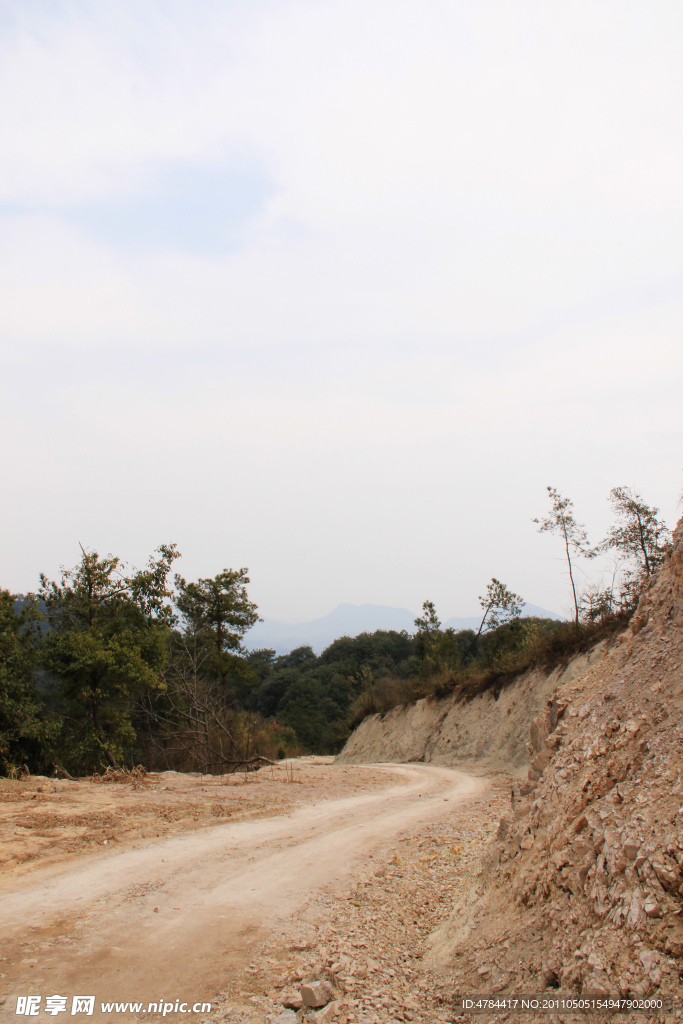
[
  {"xmin": 597, "ymin": 486, "xmax": 671, "ymax": 609},
  {"xmin": 139, "ymin": 626, "xmax": 271, "ymax": 773},
  {"xmin": 40, "ymin": 544, "xmax": 179, "ymax": 770},
  {"xmin": 414, "ymin": 601, "xmax": 462, "ymax": 680},
  {"xmin": 174, "ymin": 569, "xmax": 260, "ymax": 701},
  {"xmin": 0, "ymin": 592, "xmax": 55, "ymax": 774},
  {"xmin": 476, "ymin": 578, "xmax": 524, "ymax": 636},
  {"xmin": 414, "ymin": 599, "xmax": 440, "ymax": 670},
  {"xmin": 533, "ymin": 487, "xmax": 591, "ymax": 625},
  {"xmin": 414, "ymin": 600, "xmax": 441, "ymax": 636}
]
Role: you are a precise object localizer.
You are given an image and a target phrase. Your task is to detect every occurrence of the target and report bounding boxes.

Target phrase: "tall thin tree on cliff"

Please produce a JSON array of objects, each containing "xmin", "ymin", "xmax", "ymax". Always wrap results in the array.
[{"xmin": 533, "ymin": 487, "xmax": 591, "ymax": 626}]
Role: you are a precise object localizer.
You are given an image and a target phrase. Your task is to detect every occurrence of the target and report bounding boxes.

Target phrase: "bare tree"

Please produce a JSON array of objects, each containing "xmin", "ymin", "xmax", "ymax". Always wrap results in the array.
[{"xmin": 139, "ymin": 628, "xmax": 270, "ymax": 774}]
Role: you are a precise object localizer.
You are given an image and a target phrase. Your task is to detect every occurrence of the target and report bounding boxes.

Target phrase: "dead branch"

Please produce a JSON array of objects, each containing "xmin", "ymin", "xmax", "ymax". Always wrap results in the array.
[{"xmin": 202, "ymin": 755, "xmax": 277, "ymax": 773}]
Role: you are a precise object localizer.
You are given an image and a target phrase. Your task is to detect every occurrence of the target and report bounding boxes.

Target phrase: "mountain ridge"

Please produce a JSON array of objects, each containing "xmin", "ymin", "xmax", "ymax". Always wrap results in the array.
[{"xmin": 245, "ymin": 601, "xmax": 562, "ymax": 655}]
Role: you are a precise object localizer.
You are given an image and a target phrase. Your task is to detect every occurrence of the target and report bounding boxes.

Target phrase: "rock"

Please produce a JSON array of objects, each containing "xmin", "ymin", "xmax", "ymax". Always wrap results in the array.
[
  {"xmin": 626, "ymin": 889, "xmax": 643, "ymax": 929},
  {"xmin": 639, "ymin": 950, "xmax": 659, "ymax": 972},
  {"xmin": 581, "ymin": 971, "xmax": 611, "ymax": 997},
  {"xmin": 313, "ymin": 1001, "xmax": 341, "ymax": 1022},
  {"xmin": 496, "ymin": 817, "xmax": 511, "ymax": 840},
  {"xmin": 281, "ymin": 991, "xmax": 303, "ymax": 1010},
  {"xmin": 559, "ymin": 963, "xmax": 581, "ymax": 989},
  {"xmin": 489, "ymin": 966, "xmax": 510, "ymax": 992},
  {"xmin": 272, "ymin": 1013, "xmax": 299, "ymax": 1024},
  {"xmin": 531, "ymin": 750, "xmax": 551, "ymax": 773},
  {"xmin": 553, "ymin": 851, "xmax": 571, "ymax": 869},
  {"xmin": 301, "ymin": 981, "xmax": 335, "ymax": 1008}
]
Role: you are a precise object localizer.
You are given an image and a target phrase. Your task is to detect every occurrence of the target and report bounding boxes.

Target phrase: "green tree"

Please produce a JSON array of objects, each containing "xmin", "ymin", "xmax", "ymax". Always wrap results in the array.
[
  {"xmin": 174, "ymin": 569, "xmax": 260, "ymax": 701},
  {"xmin": 414, "ymin": 600, "xmax": 441, "ymax": 671},
  {"xmin": 533, "ymin": 486, "xmax": 591, "ymax": 625},
  {"xmin": 40, "ymin": 544, "xmax": 179, "ymax": 770},
  {"xmin": 414, "ymin": 601, "xmax": 462, "ymax": 681},
  {"xmin": 476, "ymin": 578, "xmax": 525, "ymax": 636},
  {"xmin": 0, "ymin": 592, "xmax": 55, "ymax": 774},
  {"xmin": 414, "ymin": 600, "xmax": 441, "ymax": 636},
  {"xmin": 598, "ymin": 486, "xmax": 671, "ymax": 609}
]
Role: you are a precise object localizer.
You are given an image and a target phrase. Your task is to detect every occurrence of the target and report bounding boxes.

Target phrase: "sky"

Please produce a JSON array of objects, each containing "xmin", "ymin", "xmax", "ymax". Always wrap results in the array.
[{"xmin": 1, "ymin": 0, "xmax": 682, "ymax": 623}]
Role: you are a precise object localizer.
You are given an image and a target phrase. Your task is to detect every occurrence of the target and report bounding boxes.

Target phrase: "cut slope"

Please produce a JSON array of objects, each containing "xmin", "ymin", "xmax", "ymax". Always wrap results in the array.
[
  {"xmin": 337, "ymin": 648, "xmax": 609, "ymax": 772},
  {"xmin": 427, "ymin": 515, "xmax": 683, "ymax": 1008}
]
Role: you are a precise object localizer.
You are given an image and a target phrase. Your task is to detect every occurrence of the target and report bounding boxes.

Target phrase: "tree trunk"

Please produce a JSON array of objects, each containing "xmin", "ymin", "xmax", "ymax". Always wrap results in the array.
[{"xmin": 563, "ymin": 517, "xmax": 580, "ymax": 625}]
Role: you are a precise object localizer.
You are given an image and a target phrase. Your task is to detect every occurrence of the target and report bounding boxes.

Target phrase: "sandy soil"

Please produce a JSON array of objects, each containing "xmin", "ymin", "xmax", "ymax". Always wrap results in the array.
[
  {"xmin": 0, "ymin": 760, "xmax": 497, "ymax": 1024},
  {"xmin": 0, "ymin": 758, "xmax": 394, "ymax": 879}
]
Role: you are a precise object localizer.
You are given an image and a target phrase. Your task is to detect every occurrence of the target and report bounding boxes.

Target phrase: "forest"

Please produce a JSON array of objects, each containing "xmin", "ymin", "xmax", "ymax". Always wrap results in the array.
[{"xmin": 0, "ymin": 486, "xmax": 671, "ymax": 777}]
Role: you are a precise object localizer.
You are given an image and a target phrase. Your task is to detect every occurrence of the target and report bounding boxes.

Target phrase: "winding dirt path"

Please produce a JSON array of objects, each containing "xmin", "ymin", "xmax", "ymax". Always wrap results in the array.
[{"xmin": 0, "ymin": 765, "xmax": 487, "ymax": 1021}]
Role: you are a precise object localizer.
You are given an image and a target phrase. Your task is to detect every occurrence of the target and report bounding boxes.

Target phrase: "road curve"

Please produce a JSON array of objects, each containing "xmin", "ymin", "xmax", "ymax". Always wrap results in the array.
[{"xmin": 0, "ymin": 765, "xmax": 487, "ymax": 1020}]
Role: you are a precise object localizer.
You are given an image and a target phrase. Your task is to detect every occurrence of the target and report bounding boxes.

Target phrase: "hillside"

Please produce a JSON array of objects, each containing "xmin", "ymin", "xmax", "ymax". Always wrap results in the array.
[{"xmin": 336, "ymin": 515, "xmax": 683, "ymax": 1008}]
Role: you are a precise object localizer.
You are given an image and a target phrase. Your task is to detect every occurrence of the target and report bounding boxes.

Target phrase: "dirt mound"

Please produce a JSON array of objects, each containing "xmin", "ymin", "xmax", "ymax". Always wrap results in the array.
[{"xmin": 428, "ymin": 515, "xmax": 683, "ymax": 1011}]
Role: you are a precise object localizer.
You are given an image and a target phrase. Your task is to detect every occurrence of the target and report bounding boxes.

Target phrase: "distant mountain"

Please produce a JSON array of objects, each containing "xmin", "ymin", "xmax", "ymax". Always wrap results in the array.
[
  {"xmin": 244, "ymin": 603, "xmax": 416, "ymax": 656},
  {"xmin": 244, "ymin": 602, "xmax": 562, "ymax": 656}
]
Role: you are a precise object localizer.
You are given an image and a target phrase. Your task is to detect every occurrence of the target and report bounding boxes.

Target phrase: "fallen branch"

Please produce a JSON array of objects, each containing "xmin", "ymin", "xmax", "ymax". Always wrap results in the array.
[{"xmin": 203, "ymin": 755, "xmax": 278, "ymax": 774}]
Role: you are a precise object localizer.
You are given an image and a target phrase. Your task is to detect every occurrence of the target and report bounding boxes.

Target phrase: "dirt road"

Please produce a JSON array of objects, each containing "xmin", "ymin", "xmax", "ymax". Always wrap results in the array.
[{"xmin": 1, "ymin": 764, "xmax": 487, "ymax": 1022}]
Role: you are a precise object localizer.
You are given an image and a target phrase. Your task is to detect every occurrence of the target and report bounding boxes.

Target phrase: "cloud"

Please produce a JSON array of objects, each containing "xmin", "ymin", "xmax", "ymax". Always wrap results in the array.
[
  {"xmin": 2, "ymin": 0, "xmax": 683, "ymax": 346},
  {"xmin": 1, "ymin": 0, "xmax": 682, "ymax": 617},
  {"xmin": 3, "ymin": 161, "xmax": 276, "ymax": 256}
]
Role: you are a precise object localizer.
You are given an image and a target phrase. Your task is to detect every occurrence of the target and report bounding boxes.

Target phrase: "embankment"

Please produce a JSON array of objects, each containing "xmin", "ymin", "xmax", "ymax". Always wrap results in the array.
[
  {"xmin": 336, "ymin": 646, "xmax": 609, "ymax": 772},
  {"xmin": 425, "ymin": 514, "xmax": 683, "ymax": 1005}
]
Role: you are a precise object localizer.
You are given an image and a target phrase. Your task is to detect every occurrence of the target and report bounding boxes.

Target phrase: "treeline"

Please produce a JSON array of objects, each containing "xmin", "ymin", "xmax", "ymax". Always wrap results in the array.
[{"xmin": 0, "ymin": 484, "xmax": 671, "ymax": 777}]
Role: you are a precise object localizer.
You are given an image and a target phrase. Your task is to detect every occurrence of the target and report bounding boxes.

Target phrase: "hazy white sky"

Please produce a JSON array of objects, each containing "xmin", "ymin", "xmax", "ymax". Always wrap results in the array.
[{"xmin": 1, "ymin": 0, "xmax": 682, "ymax": 622}]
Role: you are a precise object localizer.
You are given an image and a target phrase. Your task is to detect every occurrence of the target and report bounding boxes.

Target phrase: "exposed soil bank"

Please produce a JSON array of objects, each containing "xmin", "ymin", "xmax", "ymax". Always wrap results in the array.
[
  {"xmin": 423, "ymin": 515, "xmax": 683, "ymax": 1020},
  {"xmin": 336, "ymin": 649, "xmax": 609, "ymax": 772}
]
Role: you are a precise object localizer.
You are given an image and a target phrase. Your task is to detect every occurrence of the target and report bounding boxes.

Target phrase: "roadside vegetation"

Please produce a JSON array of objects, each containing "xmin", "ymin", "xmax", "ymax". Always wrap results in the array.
[{"xmin": 0, "ymin": 485, "xmax": 671, "ymax": 776}]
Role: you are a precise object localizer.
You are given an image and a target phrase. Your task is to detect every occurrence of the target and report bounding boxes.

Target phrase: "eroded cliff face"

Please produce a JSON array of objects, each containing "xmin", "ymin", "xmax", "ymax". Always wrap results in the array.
[
  {"xmin": 337, "ymin": 648, "xmax": 609, "ymax": 773},
  {"xmin": 427, "ymin": 516, "xmax": 683, "ymax": 1005}
]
